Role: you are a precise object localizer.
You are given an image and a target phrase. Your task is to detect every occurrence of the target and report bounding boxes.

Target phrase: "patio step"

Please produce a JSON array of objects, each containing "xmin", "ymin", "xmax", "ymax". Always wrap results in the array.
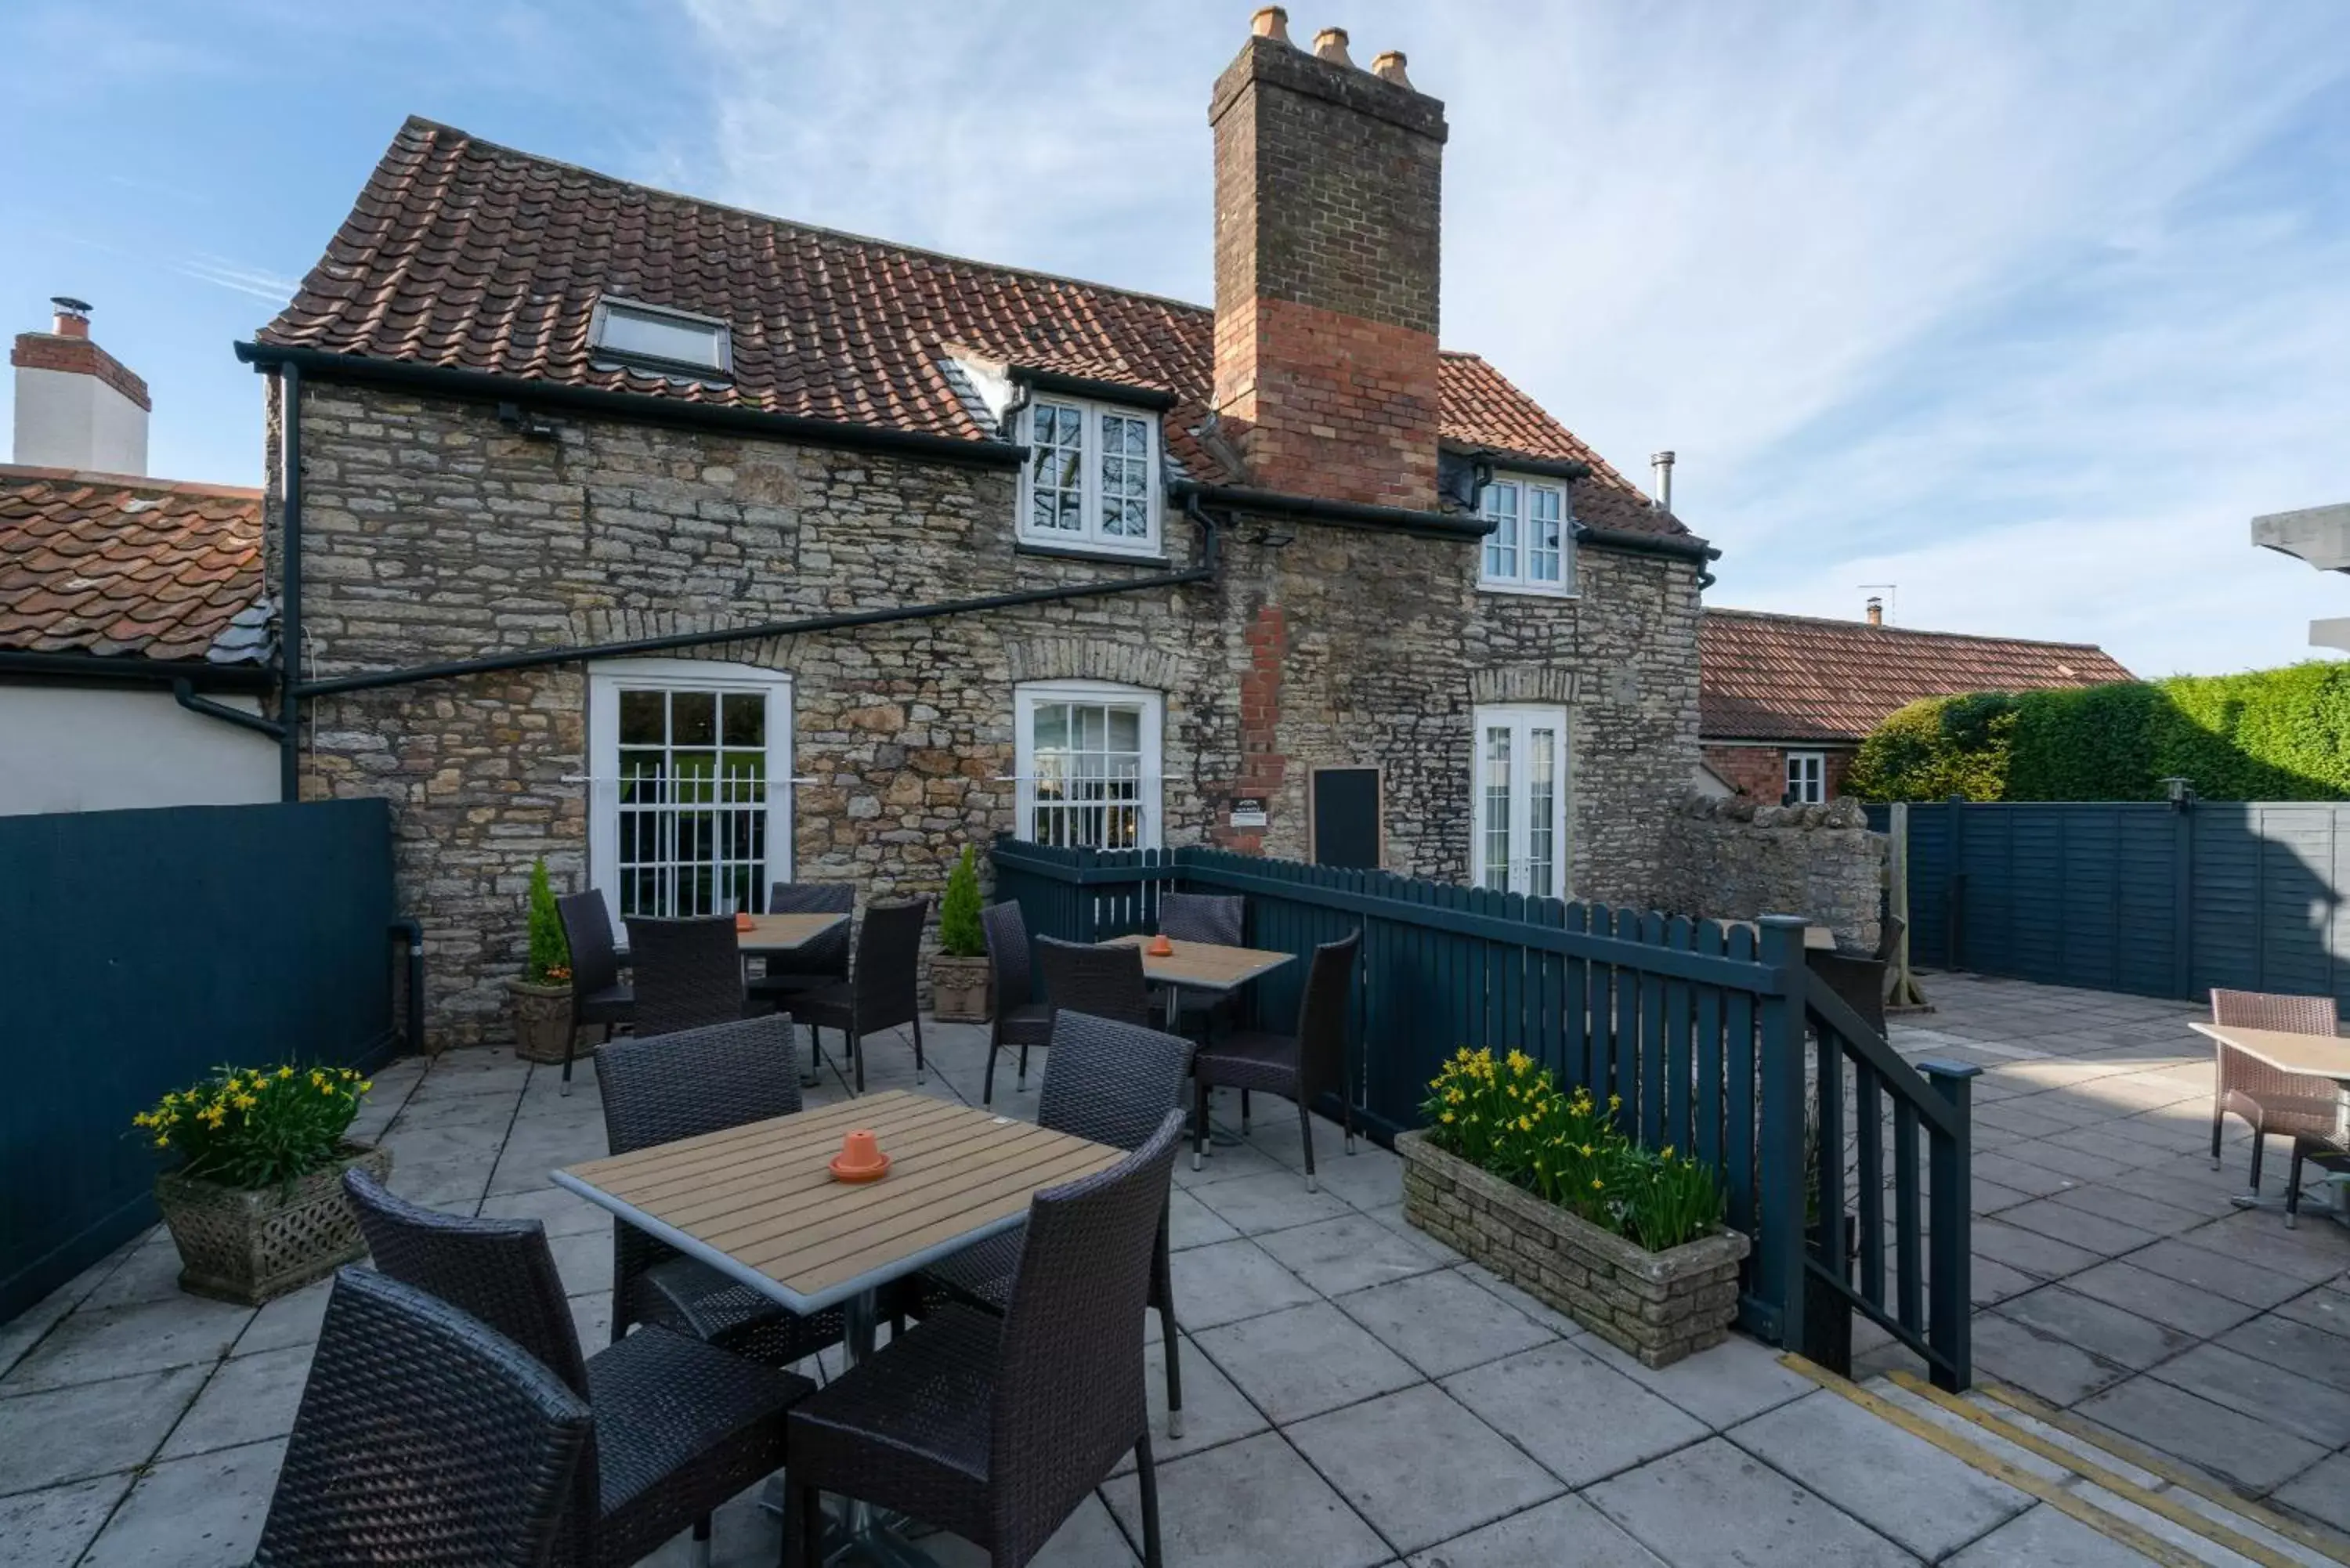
[{"xmin": 1784, "ymin": 1354, "xmax": 2350, "ymax": 1567}]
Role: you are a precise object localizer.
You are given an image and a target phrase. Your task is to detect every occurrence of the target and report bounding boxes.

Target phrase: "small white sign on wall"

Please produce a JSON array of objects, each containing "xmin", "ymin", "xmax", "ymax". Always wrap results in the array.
[{"xmin": 1229, "ymin": 796, "xmax": 1269, "ymax": 829}]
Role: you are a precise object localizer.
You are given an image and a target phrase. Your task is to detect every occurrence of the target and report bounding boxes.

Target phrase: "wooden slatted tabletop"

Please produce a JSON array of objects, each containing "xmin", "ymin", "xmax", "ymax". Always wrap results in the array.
[
  {"xmin": 2190, "ymin": 1023, "xmax": 2350, "ymax": 1082},
  {"xmin": 1102, "ymin": 933, "xmax": 1294, "ymax": 994},
  {"xmin": 552, "ymin": 1091, "xmax": 1123, "ymax": 1314},
  {"xmin": 737, "ymin": 911, "xmax": 849, "ymax": 954}
]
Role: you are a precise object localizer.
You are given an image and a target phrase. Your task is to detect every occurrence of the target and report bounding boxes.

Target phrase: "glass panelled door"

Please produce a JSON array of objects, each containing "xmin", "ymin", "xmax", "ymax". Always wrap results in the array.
[
  {"xmin": 1471, "ymin": 706, "xmax": 1569, "ymax": 898},
  {"xmin": 588, "ymin": 662, "xmax": 791, "ymax": 923}
]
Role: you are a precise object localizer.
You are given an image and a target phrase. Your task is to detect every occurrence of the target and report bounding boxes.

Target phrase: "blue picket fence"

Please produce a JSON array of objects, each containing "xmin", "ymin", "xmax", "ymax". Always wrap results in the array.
[
  {"xmin": 1874, "ymin": 800, "xmax": 2350, "ymax": 1010},
  {"xmin": 991, "ymin": 839, "xmax": 1978, "ymax": 1384}
]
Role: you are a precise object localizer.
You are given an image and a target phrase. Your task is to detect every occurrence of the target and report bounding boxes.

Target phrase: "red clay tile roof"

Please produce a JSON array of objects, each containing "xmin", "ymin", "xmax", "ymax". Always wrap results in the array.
[
  {"xmin": 1701, "ymin": 609, "xmax": 2135, "ymax": 744},
  {"xmin": 0, "ymin": 466, "xmax": 266, "ymax": 663},
  {"xmin": 260, "ymin": 117, "xmax": 1687, "ymax": 540}
]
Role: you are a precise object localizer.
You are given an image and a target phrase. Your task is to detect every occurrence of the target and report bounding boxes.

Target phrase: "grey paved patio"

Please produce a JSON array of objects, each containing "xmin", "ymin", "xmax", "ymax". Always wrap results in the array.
[{"xmin": 5, "ymin": 973, "xmax": 2349, "ymax": 1566}]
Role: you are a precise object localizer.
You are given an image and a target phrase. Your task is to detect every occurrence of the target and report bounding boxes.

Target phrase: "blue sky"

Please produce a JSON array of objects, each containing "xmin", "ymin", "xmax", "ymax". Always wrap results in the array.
[{"xmin": 5, "ymin": 1, "xmax": 2347, "ymax": 677}]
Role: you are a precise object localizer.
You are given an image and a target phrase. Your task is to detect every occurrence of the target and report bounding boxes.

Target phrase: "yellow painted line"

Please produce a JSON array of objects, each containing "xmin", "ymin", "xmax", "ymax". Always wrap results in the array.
[
  {"xmin": 1777, "ymin": 1355, "xmax": 2203, "ymax": 1568},
  {"xmin": 1886, "ymin": 1370, "xmax": 2305, "ymax": 1568},
  {"xmin": 1976, "ymin": 1379, "xmax": 2350, "ymax": 1567}
]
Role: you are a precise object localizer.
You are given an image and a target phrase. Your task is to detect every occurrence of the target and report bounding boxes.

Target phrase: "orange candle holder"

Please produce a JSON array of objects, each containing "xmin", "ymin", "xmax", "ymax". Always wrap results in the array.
[
  {"xmin": 830, "ymin": 1128, "xmax": 891, "ymax": 1183},
  {"xmin": 1148, "ymin": 934, "xmax": 1175, "ymax": 957}
]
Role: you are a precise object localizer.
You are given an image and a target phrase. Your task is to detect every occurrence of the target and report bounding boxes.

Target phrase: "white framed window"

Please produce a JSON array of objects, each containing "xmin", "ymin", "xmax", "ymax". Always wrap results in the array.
[
  {"xmin": 1019, "ymin": 396, "xmax": 1162, "ymax": 555},
  {"xmin": 1785, "ymin": 750, "xmax": 1827, "ymax": 805},
  {"xmin": 1014, "ymin": 680, "xmax": 1163, "ymax": 851},
  {"xmin": 1470, "ymin": 706, "xmax": 1571, "ymax": 898},
  {"xmin": 1479, "ymin": 475, "xmax": 1574, "ymax": 594},
  {"xmin": 589, "ymin": 296, "xmax": 733, "ymax": 379},
  {"xmin": 587, "ymin": 659, "xmax": 790, "ymax": 925}
]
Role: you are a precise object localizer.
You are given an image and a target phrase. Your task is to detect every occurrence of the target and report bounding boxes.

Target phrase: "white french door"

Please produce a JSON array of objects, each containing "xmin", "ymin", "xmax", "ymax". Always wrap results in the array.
[
  {"xmin": 1470, "ymin": 706, "xmax": 1570, "ymax": 899},
  {"xmin": 587, "ymin": 659, "xmax": 793, "ymax": 925}
]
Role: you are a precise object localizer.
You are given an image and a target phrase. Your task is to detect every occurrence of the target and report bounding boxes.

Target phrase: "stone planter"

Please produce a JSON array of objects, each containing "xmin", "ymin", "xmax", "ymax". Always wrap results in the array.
[
  {"xmin": 929, "ymin": 953, "xmax": 991, "ymax": 1024},
  {"xmin": 156, "ymin": 1142, "xmax": 393, "ymax": 1306},
  {"xmin": 1398, "ymin": 1130, "xmax": 1748, "ymax": 1367},
  {"xmin": 506, "ymin": 977, "xmax": 573, "ymax": 1064}
]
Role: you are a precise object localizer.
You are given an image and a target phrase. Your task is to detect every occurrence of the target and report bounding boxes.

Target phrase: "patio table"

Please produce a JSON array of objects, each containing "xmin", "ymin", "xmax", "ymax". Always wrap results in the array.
[
  {"xmin": 1104, "ymin": 932, "xmax": 1294, "ymax": 1146},
  {"xmin": 736, "ymin": 910, "xmax": 849, "ymax": 955},
  {"xmin": 554, "ymin": 1089, "xmax": 1123, "ymax": 1565},
  {"xmin": 2191, "ymin": 1021, "xmax": 2350, "ymax": 1224}
]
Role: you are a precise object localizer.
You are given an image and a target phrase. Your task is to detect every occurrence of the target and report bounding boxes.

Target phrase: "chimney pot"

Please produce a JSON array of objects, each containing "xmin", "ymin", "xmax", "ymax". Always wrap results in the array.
[
  {"xmin": 1370, "ymin": 49, "xmax": 1412, "ymax": 87},
  {"xmin": 1251, "ymin": 6, "xmax": 1291, "ymax": 42},
  {"xmin": 1650, "ymin": 450, "xmax": 1676, "ymax": 513},
  {"xmin": 50, "ymin": 296, "xmax": 91, "ymax": 339},
  {"xmin": 1312, "ymin": 27, "xmax": 1353, "ymax": 66},
  {"xmin": 1865, "ymin": 596, "xmax": 1884, "ymax": 627}
]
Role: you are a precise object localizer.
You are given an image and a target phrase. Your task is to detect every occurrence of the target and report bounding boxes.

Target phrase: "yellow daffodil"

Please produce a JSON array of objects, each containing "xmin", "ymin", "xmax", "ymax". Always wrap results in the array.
[
  {"xmin": 1440, "ymin": 1110, "xmax": 1455, "ymax": 1124},
  {"xmin": 278, "ymin": 1066, "xmax": 295, "ymax": 1079},
  {"xmin": 154, "ymin": 1134, "xmax": 171, "ymax": 1148},
  {"xmin": 359, "ymin": 1080, "xmax": 373, "ymax": 1093},
  {"xmin": 233, "ymin": 1094, "xmax": 256, "ymax": 1111}
]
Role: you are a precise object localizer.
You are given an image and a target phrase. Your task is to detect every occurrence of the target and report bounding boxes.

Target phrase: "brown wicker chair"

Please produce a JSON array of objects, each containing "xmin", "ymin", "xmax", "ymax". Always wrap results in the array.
[
  {"xmin": 1036, "ymin": 934, "xmax": 1151, "ymax": 1028},
  {"xmin": 595, "ymin": 1015, "xmax": 850, "ymax": 1372},
  {"xmin": 796, "ymin": 897, "xmax": 930, "ymax": 1093},
  {"xmin": 918, "ymin": 1011, "xmax": 1194, "ymax": 1434},
  {"xmin": 788, "ymin": 1109, "xmax": 1185, "ymax": 1568},
  {"xmin": 342, "ymin": 1169, "xmax": 811, "ymax": 1567},
  {"xmin": 1155, "ymin": 892, "xmax": 1247, "ymax": 1034},
  {"xmin": 556, "ymin": 892, "xmax": 634, "ymax": 1097},
  {"xmin": 747, "ymin": 880, "xmax": 854, "ymax": 1011},
  {"xmin": 1192, "ymin": 930, "xmax": 1360, "ymax": 1187},
  {"xmin": 2211, "ymin": 988, "xmax": 2348, "ymax": 1223},
  {"xmin": 624, "ymin": 916, "xmax": 747, "ymax": 1039},
  {"xmin": 255, "ymin": 1266, "xmax": 594, "ymax": 1568},
  {"xmin": 982, "ymin": 901, "xmax": 1052, "ymax": 1104}
]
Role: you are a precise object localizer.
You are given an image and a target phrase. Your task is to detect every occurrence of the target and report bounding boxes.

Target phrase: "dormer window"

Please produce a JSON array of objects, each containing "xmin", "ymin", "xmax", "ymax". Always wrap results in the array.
[
  {"xmin": 1479, "ymin": 475, "xmax": 1574, "ymax": 595},
  {"xmin": 590, "ymin": 297, "xmax": 732, "ymax": 379},
  {"xmin": 1019, "ymin": 396, "xmax": 1162, "ymax": 555}
]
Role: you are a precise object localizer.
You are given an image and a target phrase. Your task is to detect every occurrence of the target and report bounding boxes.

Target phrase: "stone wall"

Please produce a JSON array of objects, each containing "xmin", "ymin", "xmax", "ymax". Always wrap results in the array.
[
  {"xmin": 1654, "ymin": 793, "xmax": 1885, "ymax": 950},
  {"xmin": 271, "ymin": 378, "xmax": 1701, "ymax": 1046}
]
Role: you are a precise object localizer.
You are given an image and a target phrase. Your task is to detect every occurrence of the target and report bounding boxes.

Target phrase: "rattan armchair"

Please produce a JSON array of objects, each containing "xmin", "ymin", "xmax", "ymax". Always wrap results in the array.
[
  {"xmin": 1035, "ymin": 934, "xmax": 1151, "ymax": 1028},
  {"xmin": 982, "ymin": 901, "xmax": 1052, "ymax": 1104},
  {"xmin": 596, "ymin": 1015, "xmax": 848, "ymax": 1372},
  {"xmin": 788, "ymin": 1109, "xmax": 1185, "ymax": 1568},
  {"xmin": 624, "ymin": 916, "xmax": 750, "ymax": 1039},
  {"xmin": 343, "ymin": 1169, "xmax": 810, "ymax": 1568},
  {"xmin": 2211, "ymin": 988, "xmax": 2348, "ymax": 1223},
  {"xmin": 796, "ymin": 897, "xmax": 929, "ymax": 1093},
  {"xmin": 255, "ymin": 1266, "xmax": 594, "ymax": 1568},
  {"xmin": 1154, "ymin": 892, "xmax": 1247, "ymax": 1035},
  {"xmin": 747, "ymin": 881, "xmax": 854, "ymax": 1012},
  {"xmin": 1192, "ymin": 930, "xmax": 1361, "ymax": 1187},
  {"xmin": 556, "ymin": 892, "xmax": 634, "ymax": 1097},
  {"xmin": 919, "ymin": 1011, "xmax": 1194, "ymax": 1434}
]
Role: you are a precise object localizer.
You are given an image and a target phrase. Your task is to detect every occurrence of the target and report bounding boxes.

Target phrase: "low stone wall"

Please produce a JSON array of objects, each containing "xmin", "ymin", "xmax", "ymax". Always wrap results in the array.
[
  {"xmin": 1654, "ymin": 793, "xmax": 1885, "ymax": 951},
  {"xmin": 1397, "ymin": 1131, "xmax": 1748, "ymax": 1367}
]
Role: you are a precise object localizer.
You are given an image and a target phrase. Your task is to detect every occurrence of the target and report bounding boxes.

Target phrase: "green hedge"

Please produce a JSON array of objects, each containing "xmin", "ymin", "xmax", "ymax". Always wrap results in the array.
[{"xmin": 1846, "ymin": 661, "xmax": 2350, "ymax": 803}]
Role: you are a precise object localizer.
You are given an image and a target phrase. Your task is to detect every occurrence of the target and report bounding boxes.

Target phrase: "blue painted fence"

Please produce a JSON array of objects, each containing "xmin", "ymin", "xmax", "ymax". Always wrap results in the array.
[
  {"xmin": 1873, "ymin": 800, "xmax": 2350, "ymax": 1009},
  {"xmin": 992, "ymin": 839, "xmax": 1979, "ymax": 1386},
  {"xmin": 1, "ymin": 799, "xmax": 404, "ymax": 1322}
]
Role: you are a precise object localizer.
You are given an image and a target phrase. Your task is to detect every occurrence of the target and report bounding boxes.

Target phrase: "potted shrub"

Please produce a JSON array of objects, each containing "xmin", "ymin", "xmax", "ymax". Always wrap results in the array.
[
  {"xmin": 1398, "ymin": 1048, "xmax": 1748, "ymax": 1367},
  {"xmin": 506, "ymin": 857, "xmax": 573, "ymax": 1064},
  {"xmin": 929, "ymin": 845, "xmax": 991, "ymax": 1023},
  {"xmin": 135, "ymin": 1063, "xmax": 389, "ymax": 1306}
]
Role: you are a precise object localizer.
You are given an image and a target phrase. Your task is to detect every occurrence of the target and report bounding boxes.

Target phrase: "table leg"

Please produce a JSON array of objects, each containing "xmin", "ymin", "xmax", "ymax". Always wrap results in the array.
[
  {"xmin": 814, "ymin": 1289, "xmax": 940, "ymax": 1567},
  {"xmin": 1167, "ymin": 984, "xmax": 1243, "ymax": 1151}
]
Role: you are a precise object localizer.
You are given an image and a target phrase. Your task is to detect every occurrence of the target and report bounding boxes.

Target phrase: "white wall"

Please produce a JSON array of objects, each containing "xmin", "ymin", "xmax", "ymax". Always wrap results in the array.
[
  {"xmin": 0, "ymin": 685, "xmax": 276, "ymax": 815},
  {"xmin": 13, "ymin": 366, "xmax": 149, "ymax": 475}
]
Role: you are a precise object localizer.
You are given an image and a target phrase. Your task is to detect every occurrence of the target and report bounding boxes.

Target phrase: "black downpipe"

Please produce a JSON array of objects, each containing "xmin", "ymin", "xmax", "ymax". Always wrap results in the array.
[
  {"xmin": 172, "ymin": 678, "xmax": 286, "ymax": 739},
  {"xmin": 388, "ymin": 916, "xmax": 426, "ymax": 1057},
  {"xmin": 278, "ymin": 362, "xmax": 303, "ymax": 801}
]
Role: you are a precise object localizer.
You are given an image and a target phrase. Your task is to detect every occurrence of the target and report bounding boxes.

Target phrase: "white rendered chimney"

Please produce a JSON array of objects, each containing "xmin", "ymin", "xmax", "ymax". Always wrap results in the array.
[{"xmin": 12, "ymin": 298, "xmax": 150, "ymax": 475}]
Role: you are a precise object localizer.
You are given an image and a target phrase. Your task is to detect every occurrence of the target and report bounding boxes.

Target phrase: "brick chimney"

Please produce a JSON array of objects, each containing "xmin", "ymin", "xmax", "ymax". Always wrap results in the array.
[
  {"xmin": 1210, "ymin": 13, "xmax": 1448, "ymax": 510},
  {"xmin": 11, "ymin": 298, "xmax": 150, "ymax": 475}
]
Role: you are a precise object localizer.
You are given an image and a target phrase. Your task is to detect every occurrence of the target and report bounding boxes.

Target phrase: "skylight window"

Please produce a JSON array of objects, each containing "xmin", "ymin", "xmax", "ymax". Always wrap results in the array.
[{"xmin": 590, "ymin": 297, "xmax": 732, "ymax": 378}]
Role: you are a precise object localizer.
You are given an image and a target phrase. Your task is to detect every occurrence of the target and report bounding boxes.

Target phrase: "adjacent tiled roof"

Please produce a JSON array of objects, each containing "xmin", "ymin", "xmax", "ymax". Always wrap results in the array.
[
  {"xmin": 0, "ymin": 466, "xmax": 267, "ymax": 663},
  {"xmin": 261, "ymin": 116, "xmax": 1689, "ymax": 540},
  {"xmin": 1700, "ymin": 609, "xmax": 2134, "ymax": 744}
]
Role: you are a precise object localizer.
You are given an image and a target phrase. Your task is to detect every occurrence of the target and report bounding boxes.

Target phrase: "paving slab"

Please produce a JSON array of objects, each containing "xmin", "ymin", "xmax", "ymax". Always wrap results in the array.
[
  {"xmin": 1973, "ymin": 1151, "xmax": 2089, "ymax": 1198},
  {"xmin": 1188, "ymin": 1169, "xmax": 1359, "ymax": 1237},
  {"xmin": 1441, "ymin": 1341, "xmax": 1707, "ymax": 1487},
  {"xmin": 1404, "ymin": 1493, "xmax": 1667, "ymax": 1567},
  {"xmin": 2059, "ymin": 1259, "xmax": 2265, "ymax": 1339},
  {"xmin": 2075, "ymin": 1375, "xmax": 2326, "ymax": 1494},
  {"xmin": 0, "ymin": 1474, "xmax": 132, "ymax": 1568},
  {"xmin": 2179, "ymin": 1212, "xmax": 2350, "ymax": 1287},
  {"xmin": 1993, "ymin": 1286, "xmax": 2196, "ymax": 1371},
  {"xmin": 2269, "ymin": 1451, "xmax": 2350, "ymax": 1538},
  {"xmin": 1998, "ymin": 1198, "xmax": 2162, "ymax": 1259},
  {"xmin": 2217, "ymin": 1312, "xmax": 2350, "ymax": 1393},
  {"xmin": 78, "ymin": 1234, "xmax": 196, "ymax": 1313},
  {"xmin": 476, "ymin": 1182, "xmax": 616, "ymax": 1237},
  {"xmin": 1969, "ymin": 1311, "xmax": 2132, "ymax": 1406},
  {"xmin": 1336, "ymin": 1267, "xmax": 1556, "ymax": 1378},
  {"xmin": 1171, "ymin": 1140, "xmax": 1292, "ymax": 1190},
  {"xmin": 2001, "ymin": 1140, "xmax": 2136, "ymax": 1183},
  {"xmin": 0, "ymin": 1293, "xmax": 250, "ymax": 1394},
  {"xmin": 2149, "ymin": 1342, "xmax": 2350, "ymax": 1448},
  {"xmin": 159, "ymin": 1344, "xmax": 310, "ymax": 1458},
  {"xmin": 1285, "ymin": 1383, "xmax": 1563, "ymax": 1553},
  {"xmin": 1165, "ymin": 1189, "xmax": 1242, "ymax": 1252},
  {"xmin": 1167, "ymin": 1239, "xmax": 1321, "ymax": 1329},
  {"xmin": 1191, "ymin": 1301, "xmax": 1421, "ymax": 1425},
  {"xmin": 1110, "ymin": 1334, "xmax": 1270, "ymax": 1473},
  {"xmin": 2125, "ymin": 1237, "xmax": 2315, "ymax": 1310},
  {"xmin": 231, "ymin": 1278, "xmax": 334, "ymax": 1358},
  {"xmin": 0, "ymin": 1363, "xmax": 208, "ymax": 1494},
  {"xmin": 1742, "ymin": 1388, "xmax": 2034, "ymax": 1559},
  {"xmin": 79, "ymin": 1436, "xmax": 285, "ymax": 1567},
  {"xmin": 2273, "ymin": 1284, "xmax": 2350, "ymax": 1340},
  {"xmin": 1585, "ymin": 1436, "xmax": 1914, "ymax": 1567},
  {"xmin": 1099, "ymin": 1431, "xmax": 1388, "ymax": 1568},
  {"xmin": 1256, "ymin": 1212, "xmax": 1450, "ymax": 1298},
  {"xmin": 1451, "ymin": 1260, "xmax": 1582, "ymax": 1338},
  {"xmin": 1943, "ymin": 1499, "xmax": 2171, "ymax": 1566},
  {"xmin": 1574, "ymin": 1331, "xmax": 1815, "ymax": 1430},
  {"xmin": 1972, "ymin": 1218, "xmax": 2104, "ymax": 1282}
]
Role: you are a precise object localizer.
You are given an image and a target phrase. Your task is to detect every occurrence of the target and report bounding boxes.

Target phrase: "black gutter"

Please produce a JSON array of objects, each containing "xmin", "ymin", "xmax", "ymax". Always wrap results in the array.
[
  {"xmin": 0, "ymin": 649, "xmax": 274, "ymax": 692},
  {"xmin": 173, "ymin": 678, "xmax": 287, "ymax": 739},
  {"xmin": 1575, "ymin": 523, "xmax": 1720, "ymax": 565},
  {"xmin": 277, "ymin": 359, "xmax": 303, "ymax": 800},
  {"xmin": 1444, "ymin": 448, "xmax": 1596, "ymax": 485},
  {"xmin": 297, "ymin": 511, "xmax": 1224, "ymax": 700},
  {"xmin": 236, "ymin": 342, "xmax": 1029, "ymax": 471},
  {"xmin": 1168, "ymin": 479, "xmax": 1491, "ymax": 540},
  {"xmin": 1013, "ymin": 367, "xmax": 1179, "ymax": 410}
]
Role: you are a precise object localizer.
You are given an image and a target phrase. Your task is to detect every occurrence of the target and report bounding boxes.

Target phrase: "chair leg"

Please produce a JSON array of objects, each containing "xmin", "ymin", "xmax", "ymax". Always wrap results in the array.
[
  {"xmin": 852, "ymin": 1024, "xmax": 866, "ymax": 1094},
  {"xmin": 2210, "ymin": 1096, "xmax": 2225, "ymax": 1170},
  {"xmin": 1018, "ymin": 1042, "xmax": 1031, "ymax": 1089},
  {"xmin": 1134, "ymin": 1431, "xmax": 1164, "ymax": 1568},
  {"xmin": 2250, "ymin": 1128, "xmax": 2266, "ymax": 1196},
  {"xmin": 1155, "ymin": 1221, "xmax": 1183, "ymax": 1438},
  {"xmin": 797, "ymin": 1483, "xmax": 824, "ymax": 1568},
  {"xmin": 692, "ymin": 1513, "xmax": 712, "ymax": 1568},
  {"xmin": 1240, "ymin": 1088, "xmax": 1250, "ymax": 1135},
  {"xmin": 1344, "ymin": 1096, "xmax": 1357, "ymax": 1158},
  {"xmin": 1299, "ymin": 1097, "xmax": 1318, "ymax": 1193},
  {"xmin": 1193, "ymin": 1078, "xmax": 1209, "ymax": 1171},
  {"xmin": 912, "ymin": 1012, "xmax": 927, "ymax": 1085},
  {"xmin": 983, "ymin": 1041, "xmax": 999, "ymax": 1105},
  {"xmin": 559, "ymin": 1019, "xmax": 577, "ymax": 1096},
  {"xmin": 2288, "ymin": 1146, "xmax": 2307, "ymax": 1230}
]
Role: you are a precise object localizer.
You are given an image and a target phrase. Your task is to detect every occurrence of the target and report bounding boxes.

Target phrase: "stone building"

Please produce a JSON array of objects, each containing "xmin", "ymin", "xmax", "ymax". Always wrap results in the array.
[{"xmin": 244, "ymin": 15, "xmax": 1715, "ymax": 1045}]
